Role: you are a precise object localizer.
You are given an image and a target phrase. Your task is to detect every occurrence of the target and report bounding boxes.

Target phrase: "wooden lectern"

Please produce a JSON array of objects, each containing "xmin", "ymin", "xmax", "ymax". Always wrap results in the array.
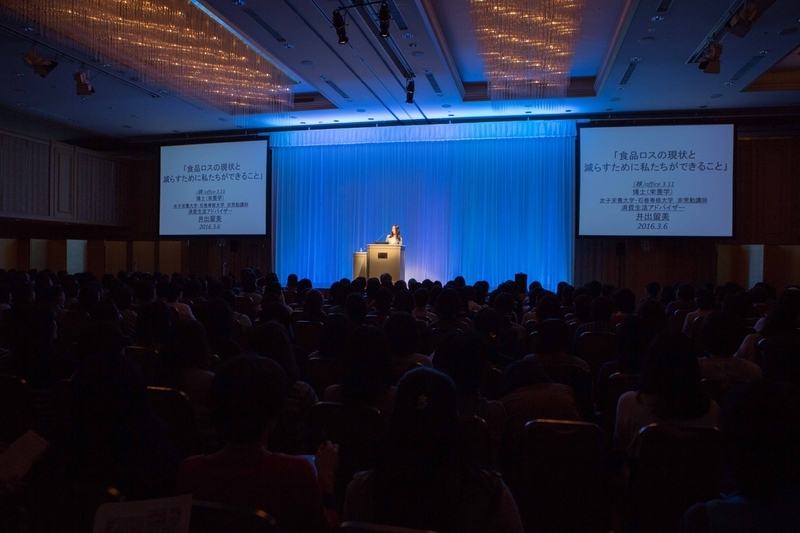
[
  {"xmin": 367, "ymin": 244, "xmax": 405, "ymax": 281},
  {"xmin": 352, "ymin": 251, "xmax": 367, "ymax": 280}
]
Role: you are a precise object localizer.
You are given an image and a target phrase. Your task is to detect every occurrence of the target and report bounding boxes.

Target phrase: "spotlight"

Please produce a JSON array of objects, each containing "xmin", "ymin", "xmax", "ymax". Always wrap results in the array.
[
  {"xmin": 333, "ymin": 10, "xmax": 348, "ymax": 45},
  {"xmin": 698, "ymin": 43, "xmax": 722, "ymax": 74},
  {"xmin": 379, "ymin": 2, "xmax": 391, "ymax": 38},
  {"xmin": 74, "ymin": 70, "xmax": 95, "ymax": 95},
  {"xmin": 405, "ymin": 78, "xmax": 415, "ymax": 104},
  {"xmin": 22, "ymin": 44, "xmax": 58, "ymax": 78}
]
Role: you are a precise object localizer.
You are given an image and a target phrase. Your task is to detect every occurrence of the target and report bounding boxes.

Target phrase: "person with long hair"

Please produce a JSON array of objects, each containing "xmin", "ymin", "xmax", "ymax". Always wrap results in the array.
[
  {"xmin": 614, "ymin": 331, "xmax": 720, "ymax": 452},
  {"xmin": 386, "ymin": 225, "xmax": 402, "ymax": 245},
  {"xmin": 343, "ymin": 367, "xmax": 523, "ymax": 532}
]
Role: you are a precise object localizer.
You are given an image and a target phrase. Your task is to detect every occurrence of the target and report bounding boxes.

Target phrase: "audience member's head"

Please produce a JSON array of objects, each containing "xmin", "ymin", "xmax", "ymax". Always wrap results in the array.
[
  {"xmin": 436, "ymin": 331, "xmax": 489, "ymax": 397},
  {"xmin": 160, "ymin": 319, "xmax": 212, "ymax": 372},
  {"xmin": 701, "ymin": 311, "xmax": 745, "ymax": 357},
  {"xmin": 589, "ymin": 296, "xmax": 613, "ymax": 323},
  {"xmin": 210, "ymin": 356, "xmax": 290, "ymax": 445},
  {"xmin": 534, "ymin": 319, "xmax": 569, "ymax": 353},
  {"xmin": 535, "ymin": 293, "xmax": 561, "ymax": 322},
  {"xmin": 342, "ymin": 325, "xmax": 393, "ymax": 403},
  {"xmin": 435, "ymin": 288, "xmax": 462, "ymax": 320},
  {"xmin": 135, "ymin": 300, "xmax": 172, "ymax": 348},
  {"xmin": 638, "ymin": 331, "xmax": 709, "ymax": 421},
  {"xmin": 612, "ymin": 288, "xmax": 636, "ymax": 314},
  {"xmin": 248, "ymin": 321, "xmax": 299, "ymax": 382},
  {"xmin": 383, "ymin": 312, "xmax": 421, "ymax": 358}
]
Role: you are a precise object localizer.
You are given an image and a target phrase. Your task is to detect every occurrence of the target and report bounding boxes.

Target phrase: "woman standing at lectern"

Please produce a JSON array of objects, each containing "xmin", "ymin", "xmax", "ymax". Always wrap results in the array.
[{"xmin": 387, "ymin": 225, "xmax": 402, "ymax": 245}]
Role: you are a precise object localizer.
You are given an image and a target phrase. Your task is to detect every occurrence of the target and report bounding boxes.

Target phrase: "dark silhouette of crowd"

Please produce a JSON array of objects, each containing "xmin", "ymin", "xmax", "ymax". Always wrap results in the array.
[{"xmin": 0, "ymin": 267, "xmax": 798, "ymax": 532}]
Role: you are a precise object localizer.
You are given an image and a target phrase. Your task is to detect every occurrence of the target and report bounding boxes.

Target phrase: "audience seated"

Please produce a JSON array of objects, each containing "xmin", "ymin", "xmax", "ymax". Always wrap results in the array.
[
  {"xmin": 735, "ymin": 288, "xmax": 800, "ymax": 365},
  {"xmin": 428, "ymin": 288, "xmax": 470, "ymax": 332},
  {"xmin": 163, "ymin": 282, "xmax": 196, "ymax": 321},
  {"xmin": 383, "ymin": 312, "xmax": 431, "ymax": 369},
  {"xmin": 2, "ymin": 267, "xmax": 798, "ymax": 531},
  {"xmin": 324, "ymin": 325, "xmax": 396, "ymax": 421},
  {"xmin": 249, "ymin": 321, "xmax": 318, "ymax": 452},
  {"xmin": 298, "ymin": 289, "xmax": 327, "ymax": 323},
  {"xmin": 574, "ymin": 296, "xmax": 616, "ymax": 340},
  {"xmin": 48, "ymin": 337, "xmax": 179, "ymax": 499},
  {"xmin": 342, "ymin": 367, "xmax": 523, "ymax": 532},
  {"xmin": 698, "ymin": 311, "xmax": 762, "ymax": 384},
  {"xmin": 500, "ymin": 359, "xmax": 582, "ymax": 450},
  {"xmin": 682, "ymin": 382, "xmax": 800, "ymax": 533},
  {"xmin": 614, "ymin": 331, "xmax": 720, "ymax": 452},
  {"xmin": 159, "ymin": 320, "xmax": 216, "ymax": 441},
  {"xmin": 610, "ymin": 288, "xmax": 636, "ymax": 327},
  {"xmin": 176, "ymin": 356, "xmax": 339, "ymax": 532},
  {"xmin": 436, "ymin": 330, "xmax": 507, "ymax": 447},
  {"xmin": 523, "ymin": 318, "xmax": 590, "ymax": 372},
  {"xmin": 682, "ymin": 287, "xmax": 716, "ymax": 336}
]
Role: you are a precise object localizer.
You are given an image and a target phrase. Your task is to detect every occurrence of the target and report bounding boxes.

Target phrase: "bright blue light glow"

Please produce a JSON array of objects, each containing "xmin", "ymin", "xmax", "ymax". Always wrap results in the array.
[{"xmin": 271, "ymin": 120, "xmax": 575, "ymax": 290}]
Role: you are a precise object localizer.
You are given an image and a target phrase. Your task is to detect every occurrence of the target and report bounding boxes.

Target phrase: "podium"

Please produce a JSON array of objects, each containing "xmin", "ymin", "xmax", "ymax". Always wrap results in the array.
[
  {"xmin": 367, "ymin": 244, "xmax": 405, "ymax": 281},
  {"xmin": 352, "ymin": 251, "xmax": 367, "ymax": 280}
]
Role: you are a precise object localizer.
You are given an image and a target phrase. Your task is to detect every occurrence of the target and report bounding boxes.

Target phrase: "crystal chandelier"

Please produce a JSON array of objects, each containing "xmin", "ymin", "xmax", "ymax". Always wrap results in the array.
[
  {"xmin": 470, "ymin": 0, "xmax": 584, "ymax": 106},
  {"xmin": 1, "ymin": 0, "xmax": 293, "ymax": 115}
]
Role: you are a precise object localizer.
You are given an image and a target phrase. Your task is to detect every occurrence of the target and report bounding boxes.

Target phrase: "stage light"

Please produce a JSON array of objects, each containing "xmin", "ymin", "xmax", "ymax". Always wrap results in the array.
[
  {"xmin": 333, "ymin": 10, "xmax": 348, "ymax": 45},
  {"xmin": 23, "ymin": 44, "xmax": 58, "ymax": 78},
  {"xmin": 379, "ymin": 2, "xmax": 391, "ymax": 38},
  {"xmin": 74, "ymin": 69, "xmax": 95, "ymax": 95},
  {"xmin": 405, "ymin": 79, "xmax": 415, "ymax": 104},
  {"xmin": 698, "ymin": 43, "xmax": 722, "ymax": 74}
]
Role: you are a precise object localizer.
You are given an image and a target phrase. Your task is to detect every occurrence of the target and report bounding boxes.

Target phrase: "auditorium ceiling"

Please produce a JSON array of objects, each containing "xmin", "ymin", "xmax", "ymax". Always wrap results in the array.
[{"xmin": 0, "ymin": 0, "xmax": 798, "ymax": 140}]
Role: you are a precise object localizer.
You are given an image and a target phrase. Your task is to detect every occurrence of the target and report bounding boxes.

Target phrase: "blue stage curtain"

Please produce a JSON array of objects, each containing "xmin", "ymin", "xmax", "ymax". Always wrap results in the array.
[{"xmin": 270, "ymin": 120, "xmax": 575, "ymax": 290}]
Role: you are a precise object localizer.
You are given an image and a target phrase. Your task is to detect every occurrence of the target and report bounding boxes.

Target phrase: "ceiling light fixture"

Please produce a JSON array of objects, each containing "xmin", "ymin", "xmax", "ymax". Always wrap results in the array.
[
  {"xmin": 331, "ymin": 1, "xmax": 391, "ymax": 44},
  {"xmin": 379, "ymin": 2, "xmax": 391, "ymax": 38},
  {"xmin": 4, "ymin": 0, "xmax": 293, "ymax": 115},
  {"xmin": 22, "ymin": 43, "xmax": 58, "ymax": 78},
  {"xmin": 469, "ymin": 0, "xmax": 584, "ymax": 107},
  {"xmin": 333, "ymin": 10, "xmax": 348, "ymax": 44},
  {"xmin": 405, "ymin": 79, "xmax": 415, "ymax": 104}
]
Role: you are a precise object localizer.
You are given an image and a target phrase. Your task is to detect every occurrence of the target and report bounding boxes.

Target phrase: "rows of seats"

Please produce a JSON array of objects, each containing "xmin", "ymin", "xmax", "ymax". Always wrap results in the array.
[{"xmin": 0, "ymin": 270, "xmax": 797, "ymax": 532}]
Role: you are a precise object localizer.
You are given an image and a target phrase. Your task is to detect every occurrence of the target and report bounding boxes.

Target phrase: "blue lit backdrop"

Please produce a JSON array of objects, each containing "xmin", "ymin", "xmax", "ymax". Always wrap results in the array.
[{"xmin": 270, "ymin": 120, "xmax": 575, "ymax": 290}]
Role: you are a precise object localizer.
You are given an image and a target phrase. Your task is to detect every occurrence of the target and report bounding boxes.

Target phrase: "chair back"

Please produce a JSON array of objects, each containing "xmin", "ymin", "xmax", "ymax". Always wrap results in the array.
[
  {"xmin": 671, "ymin": 309, "xmax": 689, "ymax": 333},
  {"xmin": 0, "ymin": 374, "xmax": 39, "ymax": 443},
  {"xmin": 308, "ymin": 402, "xmax": 386, "ymax": 509},
  {"xmin": 340, "ymin": 522, "xmax": 438, "ymax": 532},
  {"xmin": 599, "ymin": 372, "xmax": 640, "ymax": 442},
  {"xmin": 146, "ymin": 386, "xmax": 201, "ymax": 459},
  {"xmin": 305, "ymin": 357, "xmax": 346, "ymax": 399},
  {"xmin": 628, "ymin": 424, "xmax": 723, "ymax": 533},
  {"xmin": 540, "ymin": 364, "xmax": 593, "ymax": 419},
  {"xmin": 518, "ymin": 419, "xmax": 607, "ymax": 533},
  {"xmin": 190, "ymin": 500, "xmax": 278, "ymax": 533},
  {"xmin": 293, "ymin": 320, "xmax": 324, "ymax": 354},
  {"xmin": 124, "ymin": 345, "xmax": 162, "ymax": 385},
  {"xmin": 574, "ymin": 332, "xmax": 618, "ymax": 380}
]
